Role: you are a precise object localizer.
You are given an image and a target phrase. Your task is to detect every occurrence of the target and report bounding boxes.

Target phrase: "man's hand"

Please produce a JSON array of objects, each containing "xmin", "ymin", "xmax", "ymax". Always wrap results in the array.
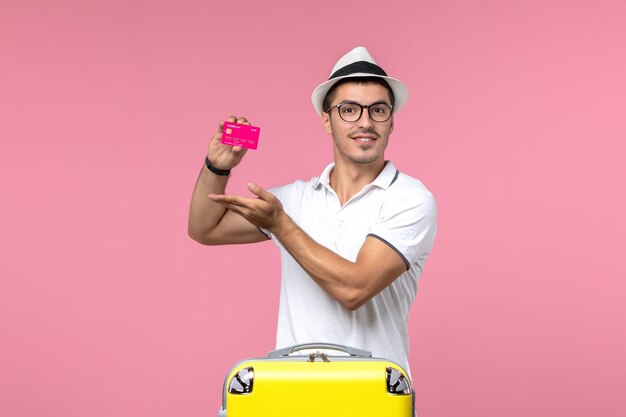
[
  {"xmin": 208, "ymin": 183, "xmax": 408, "ymax": 311},
  {"xmin": 188, "ymin": 115, "xmax": 268, "ymax": 246},
  {"xmin": 207, "ymin": 115, "xmax": 250, "ymax": 170},
  {"xmin": 208, "ymin": 183, "xmax": 287, "ymax": 233}
]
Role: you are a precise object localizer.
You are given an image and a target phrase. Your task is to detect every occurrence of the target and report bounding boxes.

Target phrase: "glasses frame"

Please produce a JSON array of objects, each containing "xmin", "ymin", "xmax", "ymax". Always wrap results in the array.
[{"xmin": 324, "ymin": 102, "xmax": 394, "ymax": 123}]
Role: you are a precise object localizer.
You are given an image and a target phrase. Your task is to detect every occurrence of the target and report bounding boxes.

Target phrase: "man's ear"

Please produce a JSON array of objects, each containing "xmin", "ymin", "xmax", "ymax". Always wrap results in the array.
[
  {"xmin": 321, "ymin": 111, "xmax": 332, "ymax": 134},
  {"xmin": 389, "ymin": 116, "xmax": 394, "ymax": 134}
]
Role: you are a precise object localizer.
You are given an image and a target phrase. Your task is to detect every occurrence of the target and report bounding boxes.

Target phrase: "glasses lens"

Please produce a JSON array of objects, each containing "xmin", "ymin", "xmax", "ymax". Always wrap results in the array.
[
  {"xmin": 369, "ymin": 104, "xmax": 392, "ymax": 122},
  {"xmin": 338, "ymin": 104, "xmax": 362, "ymax": 122}
]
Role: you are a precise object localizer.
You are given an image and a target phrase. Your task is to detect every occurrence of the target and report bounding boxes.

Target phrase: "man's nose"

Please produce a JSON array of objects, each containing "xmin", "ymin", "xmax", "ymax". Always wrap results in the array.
[{"xmin": 357, "ymin": 108, "xmax": 375, "ymax": 128}]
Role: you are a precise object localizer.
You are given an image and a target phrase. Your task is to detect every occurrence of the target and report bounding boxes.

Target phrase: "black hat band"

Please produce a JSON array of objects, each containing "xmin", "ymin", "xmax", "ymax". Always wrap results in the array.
[{"xmin": 329, "ymin": 61, "xmax": 387, "ymax": 80}]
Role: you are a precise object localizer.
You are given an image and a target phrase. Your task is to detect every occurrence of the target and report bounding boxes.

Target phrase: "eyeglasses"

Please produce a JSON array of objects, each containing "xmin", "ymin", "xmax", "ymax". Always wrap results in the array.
[{"xmin": 324, "ymin": 102, "xmax": 393, "ymax": 123}]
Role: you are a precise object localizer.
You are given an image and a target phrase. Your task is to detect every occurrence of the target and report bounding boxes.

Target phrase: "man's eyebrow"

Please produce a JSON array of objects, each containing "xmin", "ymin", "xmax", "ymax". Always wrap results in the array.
[{"xmin": 336, "ymin": 99, "xmax": 391, "ymax": 106}]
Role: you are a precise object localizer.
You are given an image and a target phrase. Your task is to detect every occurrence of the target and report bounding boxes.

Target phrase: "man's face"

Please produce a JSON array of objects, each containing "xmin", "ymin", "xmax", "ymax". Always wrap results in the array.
[{"xmin": 322, "ymin": 82, "xmax": 394, "ymax": 167}]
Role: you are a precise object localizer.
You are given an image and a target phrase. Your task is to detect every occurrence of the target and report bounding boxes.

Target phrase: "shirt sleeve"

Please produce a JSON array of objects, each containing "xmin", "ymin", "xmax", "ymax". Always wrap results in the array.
[{"xmin": 367, "ymin": 186, "xmax": 437, "ymax": 271}]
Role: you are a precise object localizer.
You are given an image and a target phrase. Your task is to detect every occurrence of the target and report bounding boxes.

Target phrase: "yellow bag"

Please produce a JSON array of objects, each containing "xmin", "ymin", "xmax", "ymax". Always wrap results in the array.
[{"xmin": 218, "ymin": 343, "xmax": 414, "ymax": 417}]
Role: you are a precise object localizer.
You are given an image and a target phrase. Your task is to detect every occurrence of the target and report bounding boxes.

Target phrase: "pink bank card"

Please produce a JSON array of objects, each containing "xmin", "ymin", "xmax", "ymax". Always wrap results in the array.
[{"xmin": 221, "ymin": 122, "xmax": 261, "ymax": 150}]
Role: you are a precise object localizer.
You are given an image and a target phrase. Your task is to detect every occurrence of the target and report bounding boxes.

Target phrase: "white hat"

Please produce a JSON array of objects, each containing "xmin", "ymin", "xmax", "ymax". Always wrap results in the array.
[{"xmin": 311, "ymin": 46, "xmax": 409, "ymax": 116}]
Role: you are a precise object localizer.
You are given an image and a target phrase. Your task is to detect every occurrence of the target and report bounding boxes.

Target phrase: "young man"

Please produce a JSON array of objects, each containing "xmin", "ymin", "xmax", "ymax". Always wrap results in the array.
[{"xmin": 188, "ymin": 47, "xmax": 437, "ymax": 372}]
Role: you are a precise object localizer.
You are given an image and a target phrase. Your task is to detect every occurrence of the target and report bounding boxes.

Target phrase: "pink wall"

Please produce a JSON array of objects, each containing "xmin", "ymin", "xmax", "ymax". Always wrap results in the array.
[{"xmin": 1, "ymin": 0, "xmax": 625, "ymax": 416}]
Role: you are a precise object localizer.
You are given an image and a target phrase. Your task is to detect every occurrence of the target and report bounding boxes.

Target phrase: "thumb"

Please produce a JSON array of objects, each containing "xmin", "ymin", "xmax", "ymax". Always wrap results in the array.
[{"xmin": 232, "ymin": 146, "xmax": 248, "ymax": 156}]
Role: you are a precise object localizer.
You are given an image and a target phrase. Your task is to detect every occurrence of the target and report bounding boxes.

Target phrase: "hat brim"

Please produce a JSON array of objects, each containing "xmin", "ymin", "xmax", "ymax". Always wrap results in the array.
[{"xmin": 311, "ymin": 73, "xmax": 409, "ymax": 116}]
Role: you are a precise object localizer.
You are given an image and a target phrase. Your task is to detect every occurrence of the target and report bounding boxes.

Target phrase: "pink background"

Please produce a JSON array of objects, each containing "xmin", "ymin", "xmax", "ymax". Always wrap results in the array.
[{"xmin": 1, "ymin": 0, "xmax": 625, "ymax": 416}]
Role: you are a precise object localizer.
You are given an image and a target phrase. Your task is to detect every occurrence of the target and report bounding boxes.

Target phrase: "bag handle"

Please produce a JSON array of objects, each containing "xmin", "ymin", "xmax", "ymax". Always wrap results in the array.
[{"xmin": 268, "ymin": 343, "xmax": 372, "ymax": 358}]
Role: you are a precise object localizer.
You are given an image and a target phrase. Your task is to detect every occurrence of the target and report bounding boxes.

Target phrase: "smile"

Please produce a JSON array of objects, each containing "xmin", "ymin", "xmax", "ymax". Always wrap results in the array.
[{"xmin": 352, "ymin": 136, "xmax": 377, "ymax": 142}]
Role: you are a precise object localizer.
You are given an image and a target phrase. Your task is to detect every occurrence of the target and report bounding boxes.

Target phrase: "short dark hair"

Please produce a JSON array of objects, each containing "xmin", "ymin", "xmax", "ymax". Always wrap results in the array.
[{"xmin": 322, "ymin": 77, "xmax": 395, "ymax": 112}]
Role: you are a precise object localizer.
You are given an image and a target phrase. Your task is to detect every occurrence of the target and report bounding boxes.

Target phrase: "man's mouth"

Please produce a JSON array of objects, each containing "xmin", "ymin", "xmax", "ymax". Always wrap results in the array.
[{"xmin": 351, "ymin": 135, "xmax": 378, "ymax": 143}]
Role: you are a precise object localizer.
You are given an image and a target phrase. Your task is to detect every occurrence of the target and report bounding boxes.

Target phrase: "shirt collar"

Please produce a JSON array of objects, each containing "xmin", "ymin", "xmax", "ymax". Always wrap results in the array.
[{"xmin": 312, "ymin": 161, "xmax": 399, "ymax": 190}]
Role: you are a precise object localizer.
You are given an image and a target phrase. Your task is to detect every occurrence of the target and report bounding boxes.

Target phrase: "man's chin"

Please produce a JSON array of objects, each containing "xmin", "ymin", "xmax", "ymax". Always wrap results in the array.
[{"xmin": 349, "ymin": 153, "xmax": 384, "ymax": 165}]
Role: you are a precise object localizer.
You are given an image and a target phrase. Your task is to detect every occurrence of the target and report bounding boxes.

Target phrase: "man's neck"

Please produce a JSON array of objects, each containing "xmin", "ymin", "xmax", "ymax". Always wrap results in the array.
[{"xmin": 329, "ymin": 160, "xmax": 386, "ymax": 206}]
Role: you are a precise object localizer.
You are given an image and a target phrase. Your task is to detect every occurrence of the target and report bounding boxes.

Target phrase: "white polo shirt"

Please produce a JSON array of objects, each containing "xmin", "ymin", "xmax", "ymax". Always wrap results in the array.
[{"xmin": 265, "ymin": 161, "xmax": 437, "ymax": 372}]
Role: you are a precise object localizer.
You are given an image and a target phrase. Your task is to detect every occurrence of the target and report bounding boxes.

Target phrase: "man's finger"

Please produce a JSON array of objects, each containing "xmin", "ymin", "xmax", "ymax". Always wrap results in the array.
[
  {"xmin": 206, "ymin": 196, "xmax": 242, "ymax": 211},
  {"xmin": 208, "ymin": 194, "xmax": 238, "ymax": 204},
  {"xmin": 207, "ymin": 198, "xmax": 256, "ymax": 220},
  {"xmin": 247, "ymin": 182, "xmax": 274, "ymax": 201},
  {"xmin": 231, "ymin": 146, "xmax": 248, "ymax": 157},
  {"xmin": 208, "ymin": 193, "xmax": 255, "ymax": 207}
]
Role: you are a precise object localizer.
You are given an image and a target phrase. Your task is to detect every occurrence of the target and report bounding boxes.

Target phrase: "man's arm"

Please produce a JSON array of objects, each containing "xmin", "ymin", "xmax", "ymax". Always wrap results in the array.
[
  {"xmin": 275, "ymin": 218, "xmax": 407, "ymax": 311},
  {"xmin": 208, "ymin": 183, "xmax": 408, "ymax": 310},
  {"xmin": 188, "ymin": 116, "xmax": 267, "ymax": 245}
]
